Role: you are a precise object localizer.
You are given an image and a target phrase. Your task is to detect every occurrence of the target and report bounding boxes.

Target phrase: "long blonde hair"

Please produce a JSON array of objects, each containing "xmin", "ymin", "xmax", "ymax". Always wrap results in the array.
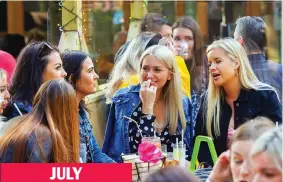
[
  {"xmin": 140, "ymin": 45, "xmax": 187, "ymax": 134},
  {"xmin": 106, "ymin": 32, "xmax": 155, "ymax": 103},
  {"xmin": 0, "ymin": 79, "xmax": 80, "ymax": 162},
  {"xmin": 205, "ymin": 38, "xmax": 278, "ymax": 137}
]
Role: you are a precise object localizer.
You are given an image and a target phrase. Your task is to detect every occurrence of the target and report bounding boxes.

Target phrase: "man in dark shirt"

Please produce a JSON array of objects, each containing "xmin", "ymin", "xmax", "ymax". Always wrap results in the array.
[{"xmin": 234, "ymin": 16, "xmax": 282, "ymax": 101}]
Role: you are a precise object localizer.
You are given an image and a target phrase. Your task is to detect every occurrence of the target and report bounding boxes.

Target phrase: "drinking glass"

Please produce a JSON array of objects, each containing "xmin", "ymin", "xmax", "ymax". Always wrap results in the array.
[{"xmin": 173, "ymin": 143, "xmax": 186, "ymax": 168}]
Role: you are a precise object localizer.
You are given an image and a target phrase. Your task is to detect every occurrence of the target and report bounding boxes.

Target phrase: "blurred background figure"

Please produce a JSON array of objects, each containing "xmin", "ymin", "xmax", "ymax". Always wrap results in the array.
[
  {"xmin": 0, "ymin": 34, "xmax": 26, "ymax": 59},
  {"xmin": 234, "ymin": 16, "xmax": 282, "ymax": 101},
  {"xmin": 0, "ymin": 50, "xmax": 16, "ymax": 83}
]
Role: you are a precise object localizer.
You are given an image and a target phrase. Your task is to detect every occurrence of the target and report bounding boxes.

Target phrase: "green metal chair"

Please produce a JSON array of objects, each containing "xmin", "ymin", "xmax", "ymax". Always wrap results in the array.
[{"xmin": 190, "ymin": 135, "xmax": 218, "ymax": 172}]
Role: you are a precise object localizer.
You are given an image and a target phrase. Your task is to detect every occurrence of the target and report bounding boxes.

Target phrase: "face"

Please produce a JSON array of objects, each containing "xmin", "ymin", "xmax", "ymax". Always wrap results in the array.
[
  {"xmin": 173, "ymin": 27, "xmax": 194, "ymax": 60},
  {"xmin": 230, "ymin": 140, "xmax": 254, "ymax": 182},
  {"xmin": 159, "ymin": 24, "xmax": 173, "ymax": 38},
  {"xmin": 140, "ymin": 55, "xmax": 172, "ymax": 90},
  {"xmin": 0, "ymin": 74, "xmax": 10, "ymax": 114},
  {"xmin": 207, "ymin": 48, "xmax": 239, "ymax": 87},
  {"xmin": 42, "ymin": 51, "xmax": 67, "ymax": 83},
  {"xmin": 234, "ymin": 27, "xmax": 244, "ymax": 46},
  {"xmin": 75, "ymin": 57, "xmax": 99, "ymax": 98},
  {"xmin": 251, "ymin": 152, "xmax": 282, "ymax": 182}
]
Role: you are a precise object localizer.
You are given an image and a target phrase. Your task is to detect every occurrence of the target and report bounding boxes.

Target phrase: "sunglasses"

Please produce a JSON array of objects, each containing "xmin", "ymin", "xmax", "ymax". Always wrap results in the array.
[{"xmin": 38, "ymin": 42, "xmax": 53, "ymax": 59}]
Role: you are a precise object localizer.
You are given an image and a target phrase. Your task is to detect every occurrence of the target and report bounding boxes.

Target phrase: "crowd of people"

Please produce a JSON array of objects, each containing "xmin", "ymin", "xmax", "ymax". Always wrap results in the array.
[{"xmin": 0, "ymin": 13, "xmax": 282, "ymax": 182}]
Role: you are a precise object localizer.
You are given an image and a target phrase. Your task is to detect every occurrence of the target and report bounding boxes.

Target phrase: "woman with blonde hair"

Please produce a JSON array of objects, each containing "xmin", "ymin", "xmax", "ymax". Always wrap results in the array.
[
  {"xmin": 250, "ymin": 126, "xmax": 282, "ymax": 182},
  {"xmin": 102, "ymin": 45, "xmax": 193, "ymax": 162},
  {"xmin": 194, "ymin": 38, "xmax": 281, "ymax": 165},
  {"xmin": 206, "ymin": 117, "xmax": 275, "ymax": 182},
  {"xmin": 0, "ymin": 69, "xmax": 10, "ymax": 115},
  {"xmin": 0, "ymin": 79, "xmax": 79, "ymax": 162},
  {"xmin": 105, "ymin": 32, "xmax": 158, "ymax": 103}
]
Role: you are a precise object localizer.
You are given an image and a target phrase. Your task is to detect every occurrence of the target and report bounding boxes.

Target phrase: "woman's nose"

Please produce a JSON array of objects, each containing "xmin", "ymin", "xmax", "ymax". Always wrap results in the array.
[
  {"xmin": 93, "ymin": 72, "xmax": 99, "ymax": 80},
  {"xmin": 62, "ymin": 69, "xmax": 67, "ymax": 78}
]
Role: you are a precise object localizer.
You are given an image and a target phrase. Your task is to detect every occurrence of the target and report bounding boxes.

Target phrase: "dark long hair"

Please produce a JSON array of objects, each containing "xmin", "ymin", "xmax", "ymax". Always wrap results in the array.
[
  {"xmin": 173, "ymin": 16, "xmax": 207, "ymax": 93},
  {"xmin": 0, "ymin": 79, "xmax": 80, "ymax": 162},
  {"xmin": 62, "ymin": 50, "xmax": 88, "ymax": 87},
  {"xmin": 9, "ymin": 41, "xmax": 59, "ymax": 105}
]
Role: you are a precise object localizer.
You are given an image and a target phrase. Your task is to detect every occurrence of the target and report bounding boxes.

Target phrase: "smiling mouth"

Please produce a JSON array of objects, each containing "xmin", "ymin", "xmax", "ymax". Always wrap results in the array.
[{"xmin": 149, "ymin": 81, "xmax": 157, "ymax": 85}]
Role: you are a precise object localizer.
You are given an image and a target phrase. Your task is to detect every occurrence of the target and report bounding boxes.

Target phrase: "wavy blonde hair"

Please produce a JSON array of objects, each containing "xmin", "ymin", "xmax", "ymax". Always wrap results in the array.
[
  {"xmin": 106, "ymin": 32, "xmax": 155, "ymax": 103},
  {"xmin": 205, "ymin": 38, "xmax": 278, "ymax": 137},
  {"xmin": 139, "ymin": 45, "xmax": 187, "ymax": 134}
]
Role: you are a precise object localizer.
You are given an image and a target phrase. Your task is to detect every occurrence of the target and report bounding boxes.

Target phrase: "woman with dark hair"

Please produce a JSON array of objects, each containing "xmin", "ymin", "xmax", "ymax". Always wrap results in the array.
[
  {"xmin": 0, "ymin": 79, "xmax": 80, "ymax": 162},
  {"xmin": 3, "ymin": 42, "xmax": 67, "ymax": 119},
  {"xmin": 62, "ymin": 50, "xmax": 114, "ymax": 163},
  {"xmin": 173, "ymin": 17, "xmax": 208, "ymax": 121}
]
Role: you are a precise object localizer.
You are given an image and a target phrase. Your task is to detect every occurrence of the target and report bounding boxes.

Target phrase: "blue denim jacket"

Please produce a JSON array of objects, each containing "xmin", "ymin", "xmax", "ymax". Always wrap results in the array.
[
  {"xmin": 79, "ymin": 105, "xmax": 114, "ymax": 163},
  {"xmin": 0, "ymin": 127, "xmax": 52, "ymax": 162},
  {"xmin": 3, "ymin": 101, "xmax": 32, "ymax": 120},
  {"xmin": 102, "ymin": 84, "xmax": 194, "ymax": 162}
]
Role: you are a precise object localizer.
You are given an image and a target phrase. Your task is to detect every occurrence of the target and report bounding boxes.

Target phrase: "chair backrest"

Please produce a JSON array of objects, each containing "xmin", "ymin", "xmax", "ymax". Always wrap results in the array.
[{"xmin": 189, "ymin": 135, "xmax": 218, "ymax": 172}]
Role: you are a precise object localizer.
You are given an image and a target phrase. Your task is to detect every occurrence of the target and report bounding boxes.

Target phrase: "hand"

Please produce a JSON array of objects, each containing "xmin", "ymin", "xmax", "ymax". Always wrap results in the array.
[
  {"xmin": 158, "ymin": 37, "xmax": 177, "ymax": 55},
  {"xmin": 140, "ymin": 79, "xmax": 157, "ymax": 115},
  {"xmin": 208, "ymin": 151, "xmax": 232, "ymax": 182},
  {"xmin": 174, "ymin": 41, "xmax": 189, "ymax": 59}
]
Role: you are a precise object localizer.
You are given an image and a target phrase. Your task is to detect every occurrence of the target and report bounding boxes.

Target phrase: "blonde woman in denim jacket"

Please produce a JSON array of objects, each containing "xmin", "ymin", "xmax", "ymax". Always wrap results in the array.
[{"xmin": 103, "ymin": 45, "xmax": 194, "ymax": 162}]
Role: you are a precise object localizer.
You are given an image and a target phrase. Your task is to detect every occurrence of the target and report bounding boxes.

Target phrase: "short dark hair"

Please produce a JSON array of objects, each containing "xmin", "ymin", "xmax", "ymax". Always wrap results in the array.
[
  {"xmin": 140, "ymin": 13, "xmax": 172, "ymax": 33},
  {"xmin": 9, "ymin": 41, "xmax": 59, "ymax": 104},
  {"xmin": 234, "ymin": 16, "xmax": 267, "ymax": 53}
]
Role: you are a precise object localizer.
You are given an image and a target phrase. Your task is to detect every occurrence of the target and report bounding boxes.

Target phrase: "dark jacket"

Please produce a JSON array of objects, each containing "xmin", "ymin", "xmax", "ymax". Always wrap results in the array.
[
  {"xmin": 194, "ymin": 89, "xmax": 282, "ymax": 165},
  {"xmin": 3, "ymin": 101, "xmax": 32, "ymax": 120},
  {"xmin": 248, "ymin": 54, "xmax": 282, "ymax": 101}
]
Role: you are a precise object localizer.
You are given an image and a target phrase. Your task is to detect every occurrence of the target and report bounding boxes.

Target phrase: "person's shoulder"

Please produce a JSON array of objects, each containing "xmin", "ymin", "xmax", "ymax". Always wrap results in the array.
[
  {"xmin": 267, "ymin": 60, "xmax": 282, "ymax": 72},
  {"xmin": 248, "ymin": 89, "xmax": 279, "ymax": 102},
  {"xmin": 113, "ymin": 84, "xmax": 140, "ymax": 98}
]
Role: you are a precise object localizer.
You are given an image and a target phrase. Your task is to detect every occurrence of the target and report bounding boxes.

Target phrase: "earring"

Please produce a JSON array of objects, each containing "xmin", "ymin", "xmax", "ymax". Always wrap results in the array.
[{"xmin": 235, "ymin": 72, "xmax": 239, "ymax": 77}]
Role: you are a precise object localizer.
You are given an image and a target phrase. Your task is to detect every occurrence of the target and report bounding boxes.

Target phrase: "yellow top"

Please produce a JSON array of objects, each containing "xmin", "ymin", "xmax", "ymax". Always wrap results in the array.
[
  {"xmin": 119, "ymin": 56, "xmax": 191, "ymax": 98},
  {"xmin": 119, "ymin": 74, "xmax": 139, "ymax": 88}
]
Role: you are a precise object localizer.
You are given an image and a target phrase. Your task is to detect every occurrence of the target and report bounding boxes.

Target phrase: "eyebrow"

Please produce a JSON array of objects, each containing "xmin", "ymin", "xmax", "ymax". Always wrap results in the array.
[
  {"xmin": 54, "ymin": 63, "xmax": 61, "ymax": 67},
  {"xmin": 87, "ymin": 67, "xmax": 94, "ymax": 72},
  {"xmin": 232, "ymin": 151, "xmax": 243, "ymax": 156}
]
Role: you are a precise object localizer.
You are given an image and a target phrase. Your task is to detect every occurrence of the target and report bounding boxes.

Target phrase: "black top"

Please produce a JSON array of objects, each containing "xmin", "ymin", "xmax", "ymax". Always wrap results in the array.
[
  {"xmin": 128, "ymin": 103, "xmax": 181, "ymax": 154},
  {"xmin": 194, "ymin": 89, "xmax": 282, "ymax": 165}
]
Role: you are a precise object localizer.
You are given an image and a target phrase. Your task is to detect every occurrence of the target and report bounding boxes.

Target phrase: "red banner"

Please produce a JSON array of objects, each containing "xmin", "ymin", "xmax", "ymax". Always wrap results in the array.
[{"xmin": 0, "ymin": 163, "xmax": 132, "ymax": 182}]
